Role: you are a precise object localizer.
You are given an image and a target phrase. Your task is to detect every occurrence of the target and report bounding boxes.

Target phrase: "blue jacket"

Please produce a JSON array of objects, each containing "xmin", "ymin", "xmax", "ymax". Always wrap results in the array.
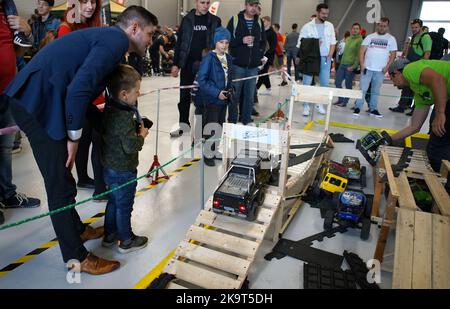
[
  {"xmin": 197, "ymin": 51, "xmax": 233, "ymax": 106},
  {"xmin": 31, "ymin": 13, "xmax": 60, "ymax": 50},
  {"xmin": 4, "ymin": 26, "xmax": 129, "ymax": 141}
]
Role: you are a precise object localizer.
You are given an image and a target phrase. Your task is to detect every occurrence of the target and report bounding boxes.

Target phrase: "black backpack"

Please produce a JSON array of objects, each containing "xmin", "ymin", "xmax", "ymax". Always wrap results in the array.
[{"xmin": 429, "ymin": 31, "xmax": 445, "ymax": 60}]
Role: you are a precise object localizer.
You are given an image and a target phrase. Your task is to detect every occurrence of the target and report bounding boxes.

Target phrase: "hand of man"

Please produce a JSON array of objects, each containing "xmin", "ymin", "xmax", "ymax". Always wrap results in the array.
[
  {"xmin": 139, "ymin": 125, "xmax": 149, "ymax": 138},
  {"xmin": 382, "ymin": 66, "xmax": 388, "ymax": 74},
  {"xmin": 432, "ymin": 113, "xmax": 447, "ymax": 137},
  {"xmin": 295, "ymin": 57, "xmax": 300, "ymax": 65},
  {"xmin": 218, "ymin": 91, "xmax": 228, "ymax": 101},
  {"xmin": 347, "ymin": 66, "xmax": 354, "ymax": 72},
  {"xmin": 66, "ymin": 140, "xmax": 79, "ymax": 171},
  {"xmin": 360, "ymin": 66, "xmax": 365, "ymax": 74},
  {"xmin": 171, "ymin": 65, "xmax": 180, "ymax": 78},
  {"xmin": 7, "ymin": 16, "xmax": 31, "ymax": 36},
  {"xmin": 243, "ymin": 36, "xmax": 253, "ymax": 45}
]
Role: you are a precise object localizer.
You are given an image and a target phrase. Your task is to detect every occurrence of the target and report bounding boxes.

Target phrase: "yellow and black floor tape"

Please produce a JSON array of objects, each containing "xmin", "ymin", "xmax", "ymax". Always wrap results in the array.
[{"xmin": 0, "ymin": 158, "xmax": 200, "ymax": 279}]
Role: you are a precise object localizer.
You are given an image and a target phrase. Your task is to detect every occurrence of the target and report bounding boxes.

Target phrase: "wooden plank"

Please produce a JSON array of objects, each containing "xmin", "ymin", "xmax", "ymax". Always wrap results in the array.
[
  {"xmin": 166, "ymin": 282, "xmax": 188, "ymax": 289},
  {"xmin": 256, "ymin": 207, "xmax": 276, "ymax": 224},
  {"xmin": 195, "ymin": 210, "xmax": 266, "ymax": 240},
  {"xmin": 295, "ymin": 84, "xmax": 362, "ymax": 100},
  {"xmin": 261, "ymin": 193, "xmax": 281, "ymax": 209},
  {"xmin": 412, "ymin": 212, "xmax": 432, "ymax": 289},
  {"xmin": 382, "ymin": 150, "xmax": 399, "ymax": 197},
  {"xmin": 392, "ymin": 209, "xmax": 415, "ymax": 289},
  {"xmin": 165, "ymin": 259, "xmax": 241, "ymax": 289},
  {"xmin": 396, "ymin": 172, "xmax": 419, "ymax": 210},
  {"xmin": 374, "ymin": 192, "xmax": 398, "ymax": 263},
  {"xmin": 432, "ymin": 215, "xmax": 450, "ymax": 288},
  {"xmin": 440, "ymin": 160, "xmax": 450, "ymax": 178},
  {"xmin": 186, "ymin": 225, "xmax": 259, "ymax": 257},
  {"xmin": 176, "ymin": 241, "xmax": 251, "ymax": 277},
  {"xmin": 424, "ymin": 174, "xmax": 450, "ymax": 216}
]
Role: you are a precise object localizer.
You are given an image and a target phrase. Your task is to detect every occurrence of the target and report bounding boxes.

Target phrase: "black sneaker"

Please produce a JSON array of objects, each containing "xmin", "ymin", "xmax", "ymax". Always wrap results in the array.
[
  {"xmin": 389, "ymin": 106, "xmax": 405, "ymax": 113},
  {"xmin": 102, "ymin": 233, "xmax": 117, "ymax": 248},
  {"xmin": 13, "ymin": 32, "xmax": 32, "ymax": 48},
  {"xmin": 118, "ymin": 235, "xmax": 148, "ymax": 254},
  {"xmin": 279, "ymin": 81, "xmax": 288, "ymax": 86},
  {"xmin": 369, "ymin": 110, "xmax": 383, "ymax": 118},
  {"xmin": 353, "ymin": 108, "xmax": 361, "ymax": 115},
  {"xmin": 77, "ymin": 178, "xmax": 95, "ymax": 190},
  {"xmin": 203, "ymin": 156, "xmax": 215, "ymax": 166},
  {"xmin": 405, "ymin": 110, "xmax": 413, "ymax": 116},
  {"xmin": 1, "ymin": 193, "xmax": 40, "ymax": 209},
  {"xmin": 0, "ymin": 209, "xmax": 5, "ymax": 225}
]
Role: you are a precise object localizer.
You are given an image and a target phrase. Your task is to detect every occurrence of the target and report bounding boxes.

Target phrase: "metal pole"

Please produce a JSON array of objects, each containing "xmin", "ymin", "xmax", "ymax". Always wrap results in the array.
[
  {"xmin": 155, "ymin": 89, "xmax": 160, "ymax": 155},
  {"xmin": 200, "ymin": 138, "xmax": 205, "ymax": 210}
]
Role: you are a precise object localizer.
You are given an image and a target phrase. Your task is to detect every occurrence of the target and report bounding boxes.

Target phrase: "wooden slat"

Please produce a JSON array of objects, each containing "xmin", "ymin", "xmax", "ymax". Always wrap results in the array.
[
  {"xmin": 412, "ymin": 212, "xmax": 432, "ymax": 289},
  {"xmin": 396, "ymin": 172, "xmax": 419, "ymax": 210},
  {"xmin": 424, "ymin": 174, "xmax": 450, "ymax": 216},
  {"xmin": 195, "ymin": 210, "xmax": 266, "ymax": 240},
  {"xmin": 176, "ymin": 241, "xmax": 250, "ymax": 277},
  {"xmin": 166, "ymin": 282, "xmax": 188, "ymax": 289},
  {"xmin": 382, "ymin": 150, "xmax": 399, "ymax": 197},
  {"xmin": 256, "ymin": 207, "xmax": 276, "ymax": 224},
  {"xmin": 165, "ymin": 259, "xmax": 241, "ymax": 289},
  {"xmin": 432, "ymin": 215, "xmax": 450, "ymax": 288},
  {"xmin": 261, "ymin": 194, "xmax": 281, "ymax": 209},
  {"xmin": 440, "ymin": 160, "xmax": 450, "ymax": 178},
  {"xmin": 393, "ymin": 209, "xmax": 415, "ymax": 289},
  {"xmin": 186, "ymin": 225, "xmax": 258, "ymax": 257},
  {"xmin": 295, "ymin": 84, "xmax": 362, "ymax": 99}
]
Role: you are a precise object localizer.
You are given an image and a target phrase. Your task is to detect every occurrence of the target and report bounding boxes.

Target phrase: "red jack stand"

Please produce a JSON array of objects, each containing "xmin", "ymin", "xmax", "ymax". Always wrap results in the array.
[{"xmin": 147, "ymin": 155, "xmax": 169, "ymax": 185}]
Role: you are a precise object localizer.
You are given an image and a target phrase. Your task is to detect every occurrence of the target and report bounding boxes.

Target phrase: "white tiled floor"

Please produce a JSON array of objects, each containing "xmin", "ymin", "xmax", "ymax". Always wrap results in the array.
[{"xmin": 0, "ymin": 73, "xmax": 425, "ymax": 288}]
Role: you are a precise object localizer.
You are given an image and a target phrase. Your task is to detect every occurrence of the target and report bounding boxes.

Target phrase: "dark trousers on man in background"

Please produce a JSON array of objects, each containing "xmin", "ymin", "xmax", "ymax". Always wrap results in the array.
[
  {"xmin": 427, "ymin": 100, "xmax": 450, "ymax": 172},
  {"xmin": 10, "ymin": 103, "xmax": 88, "ymax": 263},
  {"xmin": 178, "ymin": 60, "xmax": 196, "ymax": 129}
]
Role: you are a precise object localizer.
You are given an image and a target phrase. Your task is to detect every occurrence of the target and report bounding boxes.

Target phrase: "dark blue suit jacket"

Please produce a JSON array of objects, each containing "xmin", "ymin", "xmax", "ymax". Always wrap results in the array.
[{"xmin": 4, "ymin": 26, "xmax": 129, "ymax": 140}]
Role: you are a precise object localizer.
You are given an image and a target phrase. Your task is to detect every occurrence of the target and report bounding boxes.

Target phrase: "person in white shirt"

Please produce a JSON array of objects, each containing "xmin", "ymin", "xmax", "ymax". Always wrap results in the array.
[
  {"xmin": 353, "ymin": 17, "xmax": 397, "ymax": 117},
  {"xmin": 296, "ymin": 3, "xmax": 336, "ymax": 116}
]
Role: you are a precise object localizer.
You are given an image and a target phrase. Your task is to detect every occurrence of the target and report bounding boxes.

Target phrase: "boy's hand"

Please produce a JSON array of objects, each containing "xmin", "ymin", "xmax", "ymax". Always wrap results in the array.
[
  {"xmin": 139, "ymin": 125, "xmax": 149, "ymax": 138},
  {"xmin": 218, "ymin": 91, "xmax": 228, "ymax": 101},
  {"xmin": 66, "ymin": 140, "xmax": 79, "ymax": 171},
  {"xmin": 7, "ymin": 16, "xmax": 31, "ymax": 36},
  {"xmin": 171, "ymin": 65, "xmax": 180, "ymax": 77}
]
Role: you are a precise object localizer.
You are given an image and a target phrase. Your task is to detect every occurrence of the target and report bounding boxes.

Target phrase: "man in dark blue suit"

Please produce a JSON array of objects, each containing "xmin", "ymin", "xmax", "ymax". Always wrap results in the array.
[{"xmin": 3, "ymin": 6, "xmax": 158, "ymax": 275}]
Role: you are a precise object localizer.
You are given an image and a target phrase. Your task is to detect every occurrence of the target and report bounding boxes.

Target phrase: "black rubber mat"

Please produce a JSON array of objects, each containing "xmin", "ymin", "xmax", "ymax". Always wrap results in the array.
[{"xmin": 303, "ymin": 263, "xmax": 357, "ymax": 289}]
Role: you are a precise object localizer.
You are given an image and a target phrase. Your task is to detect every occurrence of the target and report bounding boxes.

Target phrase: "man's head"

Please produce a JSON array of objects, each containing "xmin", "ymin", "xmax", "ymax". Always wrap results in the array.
[
  {"xmin": 351, "ymin": 23, "xmax": 361, "ymax": 36},
  {"xmin": 116, "ymin": 6, "xmax": 158, "ymax": 56},
  {"xmin": 422, "ymin": 26, "xmax": 429, "ymax": 33},
  {"xmin": 438, "ymin": 27, "xmax": 445, "ymax": 35},
  {"xmin": 292, "ymin": 23, "xmax": 298, "ymax": 31},
  {"xmin": 316, "ymin": 3, "xmax": 329, "ymax": 23},
  {"xmin": 214, "ymin": 27, "xmax": 231, "ymax": 54},
  {"xmin": 389, "ymin": 59, "xmax": 410, "ymax": 89},
  {"xmin": 107, "ymin": 64, "xmax": 142, "ymax": 106},
  {"xmin": 262, "ymin": 16, "xmax": 271, "ymax": 29},
  {"xmin": 376, "ymin": 17, "xmax": 390, "ymax": 35},
  {"xmin": 196, "ymin": 0, "xmax": 210, "ymax": 16},
  {"xmin": 410, "ymin": 19, "xmax": 423, "ymax": 35},
  {"xmin": 37, "ymin": 0, "xmax": 54, "ymax": 17},
  {"xmin": 273, "ymin": 23, "xmax": 280, "ymax": 32},
  {"xmin": 344, "ymin": 30, "xmax": 350, "ymax": 39},
  {"xmin": 244, "ymin": 0, "xmax": 260, "ymax": 17}
]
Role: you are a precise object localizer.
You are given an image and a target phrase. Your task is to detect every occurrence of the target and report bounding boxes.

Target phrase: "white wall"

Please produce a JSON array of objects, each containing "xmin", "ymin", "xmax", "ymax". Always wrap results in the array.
[{"xmin": 281, "ymin": 0, "xmax": 320, "ymax": 34}]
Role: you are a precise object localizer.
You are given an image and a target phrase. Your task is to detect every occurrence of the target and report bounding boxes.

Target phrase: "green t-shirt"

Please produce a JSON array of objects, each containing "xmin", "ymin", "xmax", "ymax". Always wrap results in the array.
[
  {"xmin": 340, "ymin": 35, "xmax": 363, "ymax": 68},
  {"xmin": 403, "ymin": 60, "xmax": 450, "ymax": 108},
  {"xmin": 410, "ymin": 32, "xmax": 432, "ymax": 57}
]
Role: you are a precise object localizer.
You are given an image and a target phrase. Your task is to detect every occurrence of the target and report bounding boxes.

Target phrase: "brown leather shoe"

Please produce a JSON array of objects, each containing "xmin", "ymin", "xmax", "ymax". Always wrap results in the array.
[
  {"xmin": 80, "ymin": 226, "xmax": 104, "ymax": 242},
  {"xmin": 78, "ymin": 252, "xmax": 120, "ymax": 275}
]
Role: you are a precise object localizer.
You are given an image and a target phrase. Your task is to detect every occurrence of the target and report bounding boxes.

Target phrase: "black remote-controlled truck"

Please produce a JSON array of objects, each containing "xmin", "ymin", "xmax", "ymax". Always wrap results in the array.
[{"xmin": 212, "ymin": 149, "xmax": 274, "ymax": 221}]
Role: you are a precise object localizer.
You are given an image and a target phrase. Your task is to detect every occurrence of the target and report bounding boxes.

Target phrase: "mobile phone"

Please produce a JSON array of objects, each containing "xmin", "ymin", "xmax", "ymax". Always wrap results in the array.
[{"xmin": 364, "ymin": 68, "xmax": 367, "ymax": 75}]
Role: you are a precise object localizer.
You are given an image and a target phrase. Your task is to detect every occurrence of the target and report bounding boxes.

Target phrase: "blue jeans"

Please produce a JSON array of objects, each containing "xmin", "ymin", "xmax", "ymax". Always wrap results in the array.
[
  {"xmin": 286, "ymin": 49, "xmax": 300, "ymax": 81},
  {"xmin": 2, "ymin": 0, "xmax": 18, "ymax": 16},
  {"xmin": 103, "ymin": 168, "xmax": 138, "ymax": 241},
  {"xmin": 302, "ymin": 56, "xmax": 331, "ymax": 107},
  {"xmin": 0, "ymin": 97, "xmax": 17, "ymax": 201},
  {"xmin": 355, "ymin": 70, "xmax": 385, "ymax": 111},
  {"xmin": 229, "ymin": 65, "xmax": 258, "ymax": 125},
  {"xmin": 334, "ymin": 64, "xmax": 356, "ymax": 104}
]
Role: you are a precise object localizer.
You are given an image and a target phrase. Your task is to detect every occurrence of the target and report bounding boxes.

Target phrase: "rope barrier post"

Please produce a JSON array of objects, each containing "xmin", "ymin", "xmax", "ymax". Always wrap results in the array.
[
  {"xmin": 200, "ymin": 138, "xmax": 205, "ymax": 210},
  {"xmin": 147, "ymin": 88, "xmax": 169, "ymax": 185}
]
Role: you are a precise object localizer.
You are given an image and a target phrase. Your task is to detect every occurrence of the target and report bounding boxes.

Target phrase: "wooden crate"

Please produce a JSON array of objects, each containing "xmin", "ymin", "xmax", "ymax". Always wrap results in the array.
[{"xmin": 393, "ymin": 209, "xmax": 450, "ymax": 289}]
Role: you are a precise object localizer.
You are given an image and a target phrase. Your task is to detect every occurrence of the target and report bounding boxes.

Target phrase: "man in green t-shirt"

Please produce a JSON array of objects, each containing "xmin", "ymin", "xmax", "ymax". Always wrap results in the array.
[
  {"xmin": 389, "ymin": 58, "xmax": 450, "ymax": 172},
  {"xmin": 390, "ymin": 19, "xmax": 432, "ymax": 114}
]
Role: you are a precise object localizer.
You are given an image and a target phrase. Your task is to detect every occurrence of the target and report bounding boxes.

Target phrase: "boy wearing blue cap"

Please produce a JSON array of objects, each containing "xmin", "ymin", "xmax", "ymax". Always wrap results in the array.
[{"xmin": 197, "ymin": 27, "xmax": 233, "ymax": 166}]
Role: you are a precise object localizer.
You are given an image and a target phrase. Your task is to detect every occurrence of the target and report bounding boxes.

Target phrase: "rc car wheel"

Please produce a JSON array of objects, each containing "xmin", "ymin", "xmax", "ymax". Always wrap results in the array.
[
  {"xmin": 360, "ymin": 166, "xmax": 367, "ymax": 188},
  {"xmin": 246, "ymin": 201, "xmax": 258, "ymax": 222},
  {"xmin": 360, "ymin": 218, "xmax": 371, "ymax": 240},
  {"xmin": 364, "ymin": 198, "xmax": 373, "ymax": 219}
]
